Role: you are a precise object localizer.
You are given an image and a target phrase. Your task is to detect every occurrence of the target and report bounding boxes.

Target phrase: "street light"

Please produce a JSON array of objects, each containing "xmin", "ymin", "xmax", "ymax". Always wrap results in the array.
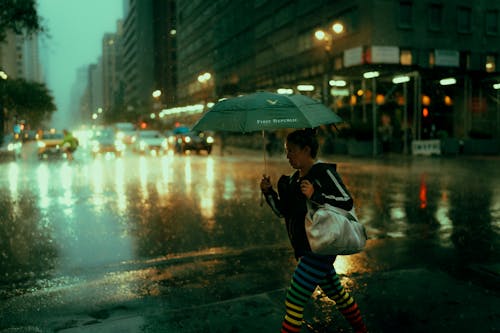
[
  {"xmin": 0, "ymin": 70, "xmax": 8, "ymax": 146},
  {"xmin": 197, "ymin": 72, "xmax": 213, "ymax": 111},
  {"xmin": 314, "ymin": 22, "xmax": 344, "ymax": 106},
  {"xmin": 363, "ymin": 71, "xmax": 380, "ymax": 156},
  {"xmin": 393, "ymin": 75, "xmax": 411, "ymax": 154}
]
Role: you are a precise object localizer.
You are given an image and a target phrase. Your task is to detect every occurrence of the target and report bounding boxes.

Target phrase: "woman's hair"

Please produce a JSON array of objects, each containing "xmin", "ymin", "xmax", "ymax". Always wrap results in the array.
[{"xmin": 286, "ymin": 128, "xmax": 319, "ymax": 158}]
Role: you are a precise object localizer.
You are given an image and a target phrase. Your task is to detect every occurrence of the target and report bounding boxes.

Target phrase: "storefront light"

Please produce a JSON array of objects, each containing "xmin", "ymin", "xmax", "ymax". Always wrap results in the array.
[
  {"xmin": 297, "ymin": 84, "xmax": 315, "ymax": 91},
  {"xmin": 363, "ymin": 71, "xmax": 380, "ymax": 79},
  {"xmin": 493, "ymin": 83, "xmax": 500, "ymax": 90},
  {"xmin": 439, "ymin": 77, "xmax": 456, "ymax": 86}
]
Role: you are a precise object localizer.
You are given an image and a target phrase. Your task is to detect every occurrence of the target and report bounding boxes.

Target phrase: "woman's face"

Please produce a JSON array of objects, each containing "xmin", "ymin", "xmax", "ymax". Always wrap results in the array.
[{"xmin": 285, "ymin": 142, "xmax": 310, "ymax": 169}]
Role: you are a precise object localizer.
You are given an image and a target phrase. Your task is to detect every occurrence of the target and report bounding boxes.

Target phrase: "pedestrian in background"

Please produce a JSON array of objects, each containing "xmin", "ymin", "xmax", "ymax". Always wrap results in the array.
[{"xmin": 260, "ymin": 128, "xmax": 368, "ymax": 333}]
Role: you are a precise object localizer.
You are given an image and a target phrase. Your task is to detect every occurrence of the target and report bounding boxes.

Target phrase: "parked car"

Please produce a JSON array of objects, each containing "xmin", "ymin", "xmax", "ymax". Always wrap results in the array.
[
  {"xmin": 90, "ymin": 128, "xmax": 125, "ymax": 158},
  {"xmin": 37, "ymin": 132, "xmax": 64, "ymax": 159},
  {"xmin": 174, "ymin": 131, "xmax": 214, "ymax": 154},
  {"xmin": 132, "ymin": 130, "xmax": 169, "ymax": 155},
  {"xmin": 0, "ymin": 134, "xmax": 22, "ymax": 160}
]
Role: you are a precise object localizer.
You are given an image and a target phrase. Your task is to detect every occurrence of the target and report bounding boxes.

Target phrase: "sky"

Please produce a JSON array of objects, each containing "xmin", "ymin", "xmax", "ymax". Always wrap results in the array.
[{"xmin": 37, "ymin": 0, "xmax": 124, "ymax": 129}]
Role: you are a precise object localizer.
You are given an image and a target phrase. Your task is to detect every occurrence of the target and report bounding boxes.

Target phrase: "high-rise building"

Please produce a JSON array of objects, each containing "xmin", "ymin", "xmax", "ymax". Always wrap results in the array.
[{"xmin": 121, "ymin": 0, "xmax": 176, "ymax": 118}]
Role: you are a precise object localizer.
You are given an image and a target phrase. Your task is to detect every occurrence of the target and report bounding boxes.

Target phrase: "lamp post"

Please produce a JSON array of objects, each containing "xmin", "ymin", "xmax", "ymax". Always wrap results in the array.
[
  {"xmin": 494, "ymin": 83, "xmax": 500, "ymax": 138},
  {"xmin": 363, "ymin": 71, "xmax": 380, "ymax": 156},
  {"xmin": 0, "ymin": 70, "xmax": 8, "ymax": 146},
  {"xmin": 393, "ymin": 75, "xmax": 411, "ymax": 154},
  {"xmin": 314, "ymin": 22, "xmax": 344, "ymax": 106},
  {"xmin": 197, "ymin": 72, "xmax": 212, "ymax": 111}
]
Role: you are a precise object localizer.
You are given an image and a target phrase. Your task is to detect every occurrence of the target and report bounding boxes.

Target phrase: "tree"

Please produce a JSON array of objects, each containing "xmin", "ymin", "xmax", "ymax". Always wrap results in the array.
[
  {"xmin": 4, "ymin": 78, "xmax": 56, "ymax": 129},
  {"xmin": 0, "ymin": 0, "xmax": 44, "ymax": 42}
]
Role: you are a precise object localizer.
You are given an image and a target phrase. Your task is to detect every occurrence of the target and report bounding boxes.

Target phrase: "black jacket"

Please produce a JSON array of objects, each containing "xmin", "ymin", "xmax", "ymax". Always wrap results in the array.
[{"xmin": 264, "ymin": 162, "xmax": 353, "ymax": 258}]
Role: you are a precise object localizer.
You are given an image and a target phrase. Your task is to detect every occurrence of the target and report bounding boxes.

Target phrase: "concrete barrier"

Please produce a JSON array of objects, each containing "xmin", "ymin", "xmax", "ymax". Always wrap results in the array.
[{"xmin": 412, "ymin": 140, "xmax": 441, "ymax": 156}]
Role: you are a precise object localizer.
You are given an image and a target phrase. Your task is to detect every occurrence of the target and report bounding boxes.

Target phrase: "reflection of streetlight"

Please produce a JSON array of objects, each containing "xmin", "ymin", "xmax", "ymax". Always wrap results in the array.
[
  {"xmin": 363, "ymin": 71, "xmax": 380, "ymax": 156},
  {"xmin": 314, "ymin": 22, "xmax": 344, "ymax": 106}
]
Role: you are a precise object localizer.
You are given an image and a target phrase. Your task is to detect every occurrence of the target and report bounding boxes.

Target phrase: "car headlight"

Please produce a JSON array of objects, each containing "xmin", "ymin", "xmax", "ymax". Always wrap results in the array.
[
  {"xmin": 184, "ymin": 136, "xmax": 191, "ymax": 143},
  {"xmin": 116, "ymin": 132, "xmax": 124, "ymax": 139},
  {"xmin": 140, "ymin": 141, "xmax": 147, "ymax": 150},
  {"xmin": 161, "ymin": 139, "xmax": 168, "ymax": 149},
  {"xmin": 7, "ymin": 143, "xmax": 14, "ymax": 151},
  {"xmin": 37, "ymin": 141, "xmax": 46, "ymax": 148},
  {"xmin": 206, "ymin": 136, "xmax": 214, "ymax": 144}
]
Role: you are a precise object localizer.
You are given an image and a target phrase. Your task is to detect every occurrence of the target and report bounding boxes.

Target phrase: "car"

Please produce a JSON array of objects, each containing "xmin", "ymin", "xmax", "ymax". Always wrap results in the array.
[
  {"xmin": 113, "ymin": 122, "xmax": 137, "ymax": 146},
  {"xmin": 90, "ymin": 128, "xmax": 125, "ymax": 158},
  {"xmin": 174, "ymin": 131, "xmax": 214, "ymax": 154},
  {"xmin": 132, "ymin": 130, "xmax": 169, "ymax": 155},
  {"xmin": 0, "ymin": 134, "xmax": 22, "ymax": 160},
  {"xmin": 37, "ymin": 132, "xmax": 64, "ymax": 159}
]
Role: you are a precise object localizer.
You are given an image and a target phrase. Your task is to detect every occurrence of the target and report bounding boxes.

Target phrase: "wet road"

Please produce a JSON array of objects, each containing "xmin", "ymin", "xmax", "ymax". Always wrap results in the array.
[{"xmin": 0, "ymin": 142, "xmax": 499, "ymax": 331}]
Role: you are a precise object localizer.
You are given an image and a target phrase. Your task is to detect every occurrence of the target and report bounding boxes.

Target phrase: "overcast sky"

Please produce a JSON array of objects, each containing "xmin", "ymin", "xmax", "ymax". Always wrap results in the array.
[{"xmin": 38, "ymin": 0, "xmax": 124, "ymax": 129}]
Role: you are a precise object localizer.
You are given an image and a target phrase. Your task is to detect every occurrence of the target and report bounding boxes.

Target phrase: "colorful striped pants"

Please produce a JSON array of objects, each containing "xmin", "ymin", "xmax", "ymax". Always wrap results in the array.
[{"xmin": 281, "ymin": 254, "xmax": 367, "ymax": 333}]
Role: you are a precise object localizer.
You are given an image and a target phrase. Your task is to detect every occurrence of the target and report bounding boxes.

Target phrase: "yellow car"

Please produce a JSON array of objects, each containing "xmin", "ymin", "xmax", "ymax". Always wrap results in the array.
[{"xmin": 37, "ymin": 132, "xmax": 64, "ymax": 159}]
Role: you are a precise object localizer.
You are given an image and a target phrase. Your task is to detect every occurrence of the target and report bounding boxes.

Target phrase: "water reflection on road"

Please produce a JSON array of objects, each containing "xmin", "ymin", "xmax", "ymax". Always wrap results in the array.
[{"xmin": 0, "ymin": 151, "xmax": 499, "ymax": 294}]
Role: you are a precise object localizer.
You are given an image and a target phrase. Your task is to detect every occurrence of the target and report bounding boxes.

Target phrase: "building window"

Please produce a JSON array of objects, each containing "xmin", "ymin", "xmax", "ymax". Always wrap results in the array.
[
  {"xmin": 398, "ymin": 1, "xmax": 413, "ymax": 28},
  {"xmin": 457, "ymin": 6, "xmax": 472, "ymax": 33},
  {"xmin": 486, "ymin": 10, "xmax": 498, "ymax": 35},
  {"xmin": 400, "ymin": 49, "xmax": 412, "ymax": 65},
  {"xmin": 428, "ymin": 4, "xmax": 443, "ymax": 31},
  {"xmin": 486, "ymin": 55, "xmax": 496, "ymax": 72}
]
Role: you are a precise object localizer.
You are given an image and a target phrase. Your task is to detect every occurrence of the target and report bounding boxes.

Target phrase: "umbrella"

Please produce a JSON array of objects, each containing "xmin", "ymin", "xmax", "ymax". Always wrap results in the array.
[
  {"xmin": 192, "ymin": 91, "xmax": 343, "ymax": 205},
  {"xmin": 191, "ymin": 91, "xmax": 343, "ymax": 133}
]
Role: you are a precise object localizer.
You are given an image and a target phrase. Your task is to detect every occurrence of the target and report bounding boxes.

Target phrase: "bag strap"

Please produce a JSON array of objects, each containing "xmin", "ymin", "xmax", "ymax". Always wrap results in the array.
[{"xmin": 307, "ymin": 200, "xmax": 358, "ymax": 222}]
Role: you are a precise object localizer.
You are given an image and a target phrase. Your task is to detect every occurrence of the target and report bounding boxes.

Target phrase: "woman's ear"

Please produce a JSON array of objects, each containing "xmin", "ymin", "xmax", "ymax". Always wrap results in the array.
[{"xmin": 304, "ymin": 145, "xmax": 311, "ymax": 155}]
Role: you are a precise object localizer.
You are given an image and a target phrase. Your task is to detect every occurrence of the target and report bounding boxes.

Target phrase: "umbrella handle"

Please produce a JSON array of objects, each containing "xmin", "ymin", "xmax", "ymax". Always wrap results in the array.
[
  {"xmin": 262, "ymin": 130, "xmax": 267, "ymax": 174},
  {"xmin": 261, "ymin": 130, "xmax": 267, "ymax": 207}
]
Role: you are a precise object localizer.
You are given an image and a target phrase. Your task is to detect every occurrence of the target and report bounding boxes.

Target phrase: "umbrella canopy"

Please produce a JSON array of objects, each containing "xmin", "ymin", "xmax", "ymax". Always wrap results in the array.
[{"xmin": 191, "ymin": 92, "xmax": 343, "ymax": 132}]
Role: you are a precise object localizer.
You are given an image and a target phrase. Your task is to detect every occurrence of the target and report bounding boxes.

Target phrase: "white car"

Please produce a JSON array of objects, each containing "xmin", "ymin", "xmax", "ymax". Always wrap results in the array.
[{"xmin": 132, "ymin": 130, "xmax": 169, "ymax": 155}]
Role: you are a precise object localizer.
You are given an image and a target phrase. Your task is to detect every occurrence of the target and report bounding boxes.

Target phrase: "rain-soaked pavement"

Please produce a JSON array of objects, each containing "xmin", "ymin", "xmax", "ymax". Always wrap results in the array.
[{"xmin": 0, "ymin": 142, "xmax": 499, "ymax": 332}]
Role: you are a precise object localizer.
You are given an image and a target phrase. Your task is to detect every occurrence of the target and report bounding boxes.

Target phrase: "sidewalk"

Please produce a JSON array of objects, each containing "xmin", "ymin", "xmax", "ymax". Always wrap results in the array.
[{"xmin": 50, "ymin": 266, "xmax": 499, "ymax": 333}]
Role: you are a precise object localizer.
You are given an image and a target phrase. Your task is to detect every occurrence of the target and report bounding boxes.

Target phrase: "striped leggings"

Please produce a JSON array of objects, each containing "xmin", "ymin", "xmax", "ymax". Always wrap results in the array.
[{"xmin": 281, "ymin": 254, "xmax": 367, "ymax": 333}]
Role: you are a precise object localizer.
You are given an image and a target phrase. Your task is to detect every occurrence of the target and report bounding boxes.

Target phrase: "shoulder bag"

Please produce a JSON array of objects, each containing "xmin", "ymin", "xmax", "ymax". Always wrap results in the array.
[{"xmin": 305, "ymin": 201, "xmax": 367, "ymax": 256}]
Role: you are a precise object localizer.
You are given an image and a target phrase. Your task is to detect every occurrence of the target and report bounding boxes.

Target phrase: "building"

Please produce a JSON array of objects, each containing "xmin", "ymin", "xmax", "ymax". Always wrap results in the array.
[
  {"xmin": 121, "ymin": 0, "xmax": 177, "ymax": 121},
  {"xmin": 175, "ymin": 0, "xmax": 500, "ymax": 146}
]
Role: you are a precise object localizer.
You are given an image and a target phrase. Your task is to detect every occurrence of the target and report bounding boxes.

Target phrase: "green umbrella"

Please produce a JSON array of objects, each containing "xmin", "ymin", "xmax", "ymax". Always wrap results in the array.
[
  {"xmin": 192, "ymin": 92, "xmax": 343, "ymax": 205},
  {"xmin": 192, "ymin": 91, "xmax": 343, "ymax": 132}
]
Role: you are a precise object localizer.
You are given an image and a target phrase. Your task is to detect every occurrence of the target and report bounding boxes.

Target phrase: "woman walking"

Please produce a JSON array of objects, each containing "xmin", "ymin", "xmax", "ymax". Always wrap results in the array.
[{"xmin": 260, "ymin": 128, "xmax": 368, "ymax": 333}]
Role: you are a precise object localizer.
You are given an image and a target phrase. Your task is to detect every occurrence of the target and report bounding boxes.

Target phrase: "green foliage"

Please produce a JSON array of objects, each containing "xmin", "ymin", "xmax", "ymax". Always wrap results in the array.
[
  {"xmin": 4, "ymin": 78, "xmax": 56, "ymax": 128},
  {"xmin": 0, "ymin": 0, "xmax": 43, "ymax": 42}
]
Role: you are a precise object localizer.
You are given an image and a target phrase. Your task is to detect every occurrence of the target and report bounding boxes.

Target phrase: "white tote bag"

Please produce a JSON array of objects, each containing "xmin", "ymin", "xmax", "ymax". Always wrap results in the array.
[{"xmin": 305, "ymin": 202, "xmax": 367, "ymax": 256}]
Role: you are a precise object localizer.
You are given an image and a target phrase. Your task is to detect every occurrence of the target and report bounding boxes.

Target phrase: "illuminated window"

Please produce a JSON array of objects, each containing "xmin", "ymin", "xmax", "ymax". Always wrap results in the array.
[
  {"xmin": 486, "ymin": 55, "xmax": 496, "ymax": 72},
  {"xmin": 400, "ymin": 50, "xmax": 412, "ymax": 65},
  {"xmin": 429, "ymin": 51, "xmax": 435, "ymax": 67}
]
